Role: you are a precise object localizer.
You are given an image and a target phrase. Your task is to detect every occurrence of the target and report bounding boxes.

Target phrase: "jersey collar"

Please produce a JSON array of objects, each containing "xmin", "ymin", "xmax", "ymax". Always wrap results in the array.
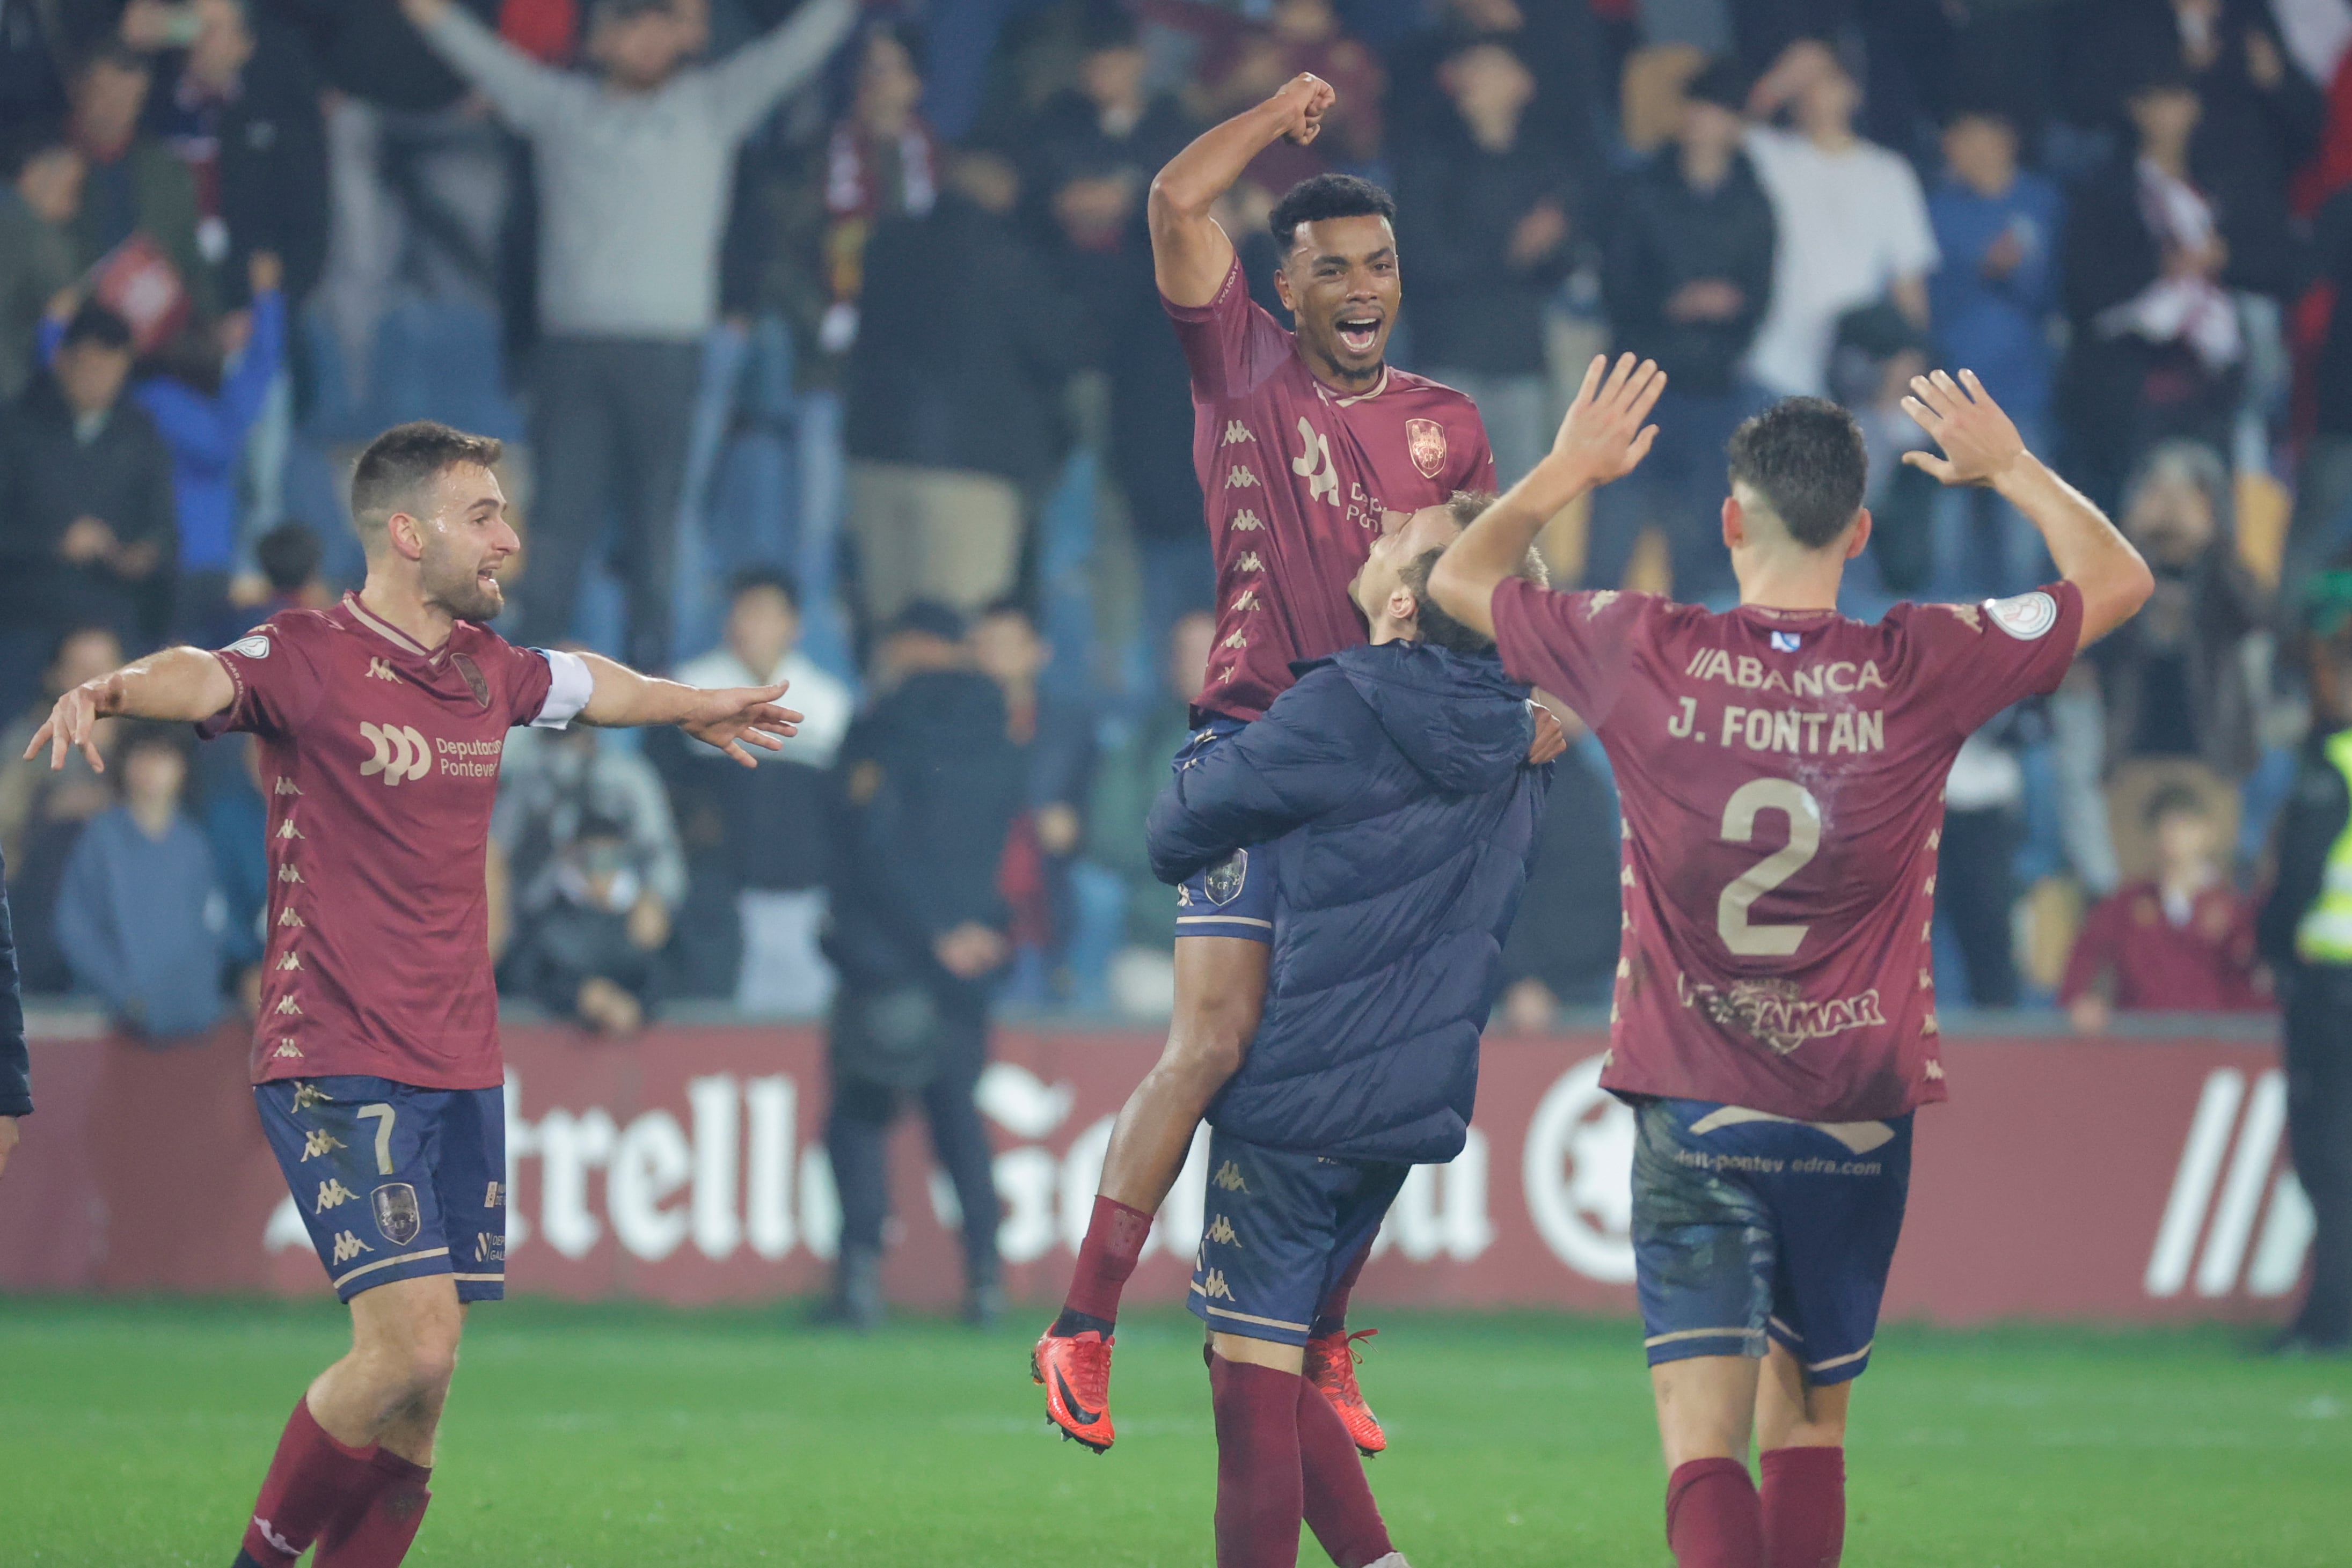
[
  {"xmin": 1327, "ymin": 366, "xmax": 1391, "ymax": 407},
  {"xmin": 341, "ymin": 591, "xmax": 443, "ymax": 663}
]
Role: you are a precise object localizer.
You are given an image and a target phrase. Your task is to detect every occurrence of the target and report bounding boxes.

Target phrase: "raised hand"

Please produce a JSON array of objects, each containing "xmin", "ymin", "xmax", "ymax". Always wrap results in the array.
[
  {"xmin": 678, "ymin": 681, "xmax": 803, "ymax": 768},
  {"xmin": 26, "ymin": 671, "xmax": 129, "ymax": 773},
  {"xmin": 1267, "ymin": 72, "xmax": 1335, "ymax": 147},
  {"xmin": 1546, "ymin": 353, "xmax": 1666, "ymax": 491},
  {"xmin": 1900, "ymin": 369, "xmax": 2027, "ymax": 487}
]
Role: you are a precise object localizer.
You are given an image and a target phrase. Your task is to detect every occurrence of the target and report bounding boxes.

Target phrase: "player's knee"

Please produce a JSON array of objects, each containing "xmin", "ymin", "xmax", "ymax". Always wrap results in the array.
[{"xmin": 1171, "ymin": 994, "xmax": 1258, "ymax": 1081}]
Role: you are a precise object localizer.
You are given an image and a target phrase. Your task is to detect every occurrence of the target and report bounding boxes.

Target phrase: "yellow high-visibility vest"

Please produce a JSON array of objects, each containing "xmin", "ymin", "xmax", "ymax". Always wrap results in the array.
[{"xmin": 2295, "ymin": 729, "xmax": 2352, "ymax": 964}]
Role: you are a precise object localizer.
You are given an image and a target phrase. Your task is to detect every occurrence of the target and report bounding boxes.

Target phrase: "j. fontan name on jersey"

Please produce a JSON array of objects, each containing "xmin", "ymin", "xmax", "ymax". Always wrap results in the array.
[{"xmin": 1663, "ymin": 648, "xmax": 1891, "ymax": 758}]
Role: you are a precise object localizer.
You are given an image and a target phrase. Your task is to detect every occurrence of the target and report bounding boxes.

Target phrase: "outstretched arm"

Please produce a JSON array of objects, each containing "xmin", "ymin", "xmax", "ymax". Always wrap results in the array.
[
  {"xmin": 23, "ymin": 648, "xmax": 236, "ymax": 772},
  {"xmin": 1149, "ymin": 72, "xmax": 1334, "ymax": 306},
  {"xmin": 706, "ymin": 0, "xmax": 859, "ymax": 138},
  {"xmin": 573, "ymin": 653, "xmax": 802, "ymax": 767},
  {"xmin": 1900, "ymin": 369, "xmax": 2153, "ymax": 649},
  {"xmin": 400, "ymin": 0, "xmax": 574, "ymax": 134},
  {"xmin": 1430, "ymin": 353, "xmax": 1664, "ymax": 640}
]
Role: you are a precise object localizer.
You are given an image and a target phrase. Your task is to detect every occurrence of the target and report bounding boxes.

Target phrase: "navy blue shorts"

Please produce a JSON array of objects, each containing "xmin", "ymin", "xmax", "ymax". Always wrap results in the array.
[
  {"xmin": 1172, "ymin": 719, "xmax": 1274, "ymax": 943},
  {"xmin": 1630, "ymin": 1097, "xmax": 1912, "ymax": 1384},
  {"xmin": 255, "ymin": 1076, "xmax": 507, "ymax": 1303},
  {"xmin": 1187, "ymin": 1130, "xmax": 1408, "ymax": 1347}
]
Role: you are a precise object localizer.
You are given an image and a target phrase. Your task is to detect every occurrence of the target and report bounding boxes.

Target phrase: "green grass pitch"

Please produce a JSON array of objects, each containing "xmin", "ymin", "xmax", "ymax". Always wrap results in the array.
[{"xmin": 1, "ymin": 1298, "xmax": 2346, "ymax": 1566}]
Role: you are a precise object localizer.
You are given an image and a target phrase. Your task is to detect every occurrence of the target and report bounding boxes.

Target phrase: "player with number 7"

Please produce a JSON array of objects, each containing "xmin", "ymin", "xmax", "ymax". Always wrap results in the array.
[{"xmin": 1427, "ymin": 357, "xmax": 2154, "ymax": 1568}]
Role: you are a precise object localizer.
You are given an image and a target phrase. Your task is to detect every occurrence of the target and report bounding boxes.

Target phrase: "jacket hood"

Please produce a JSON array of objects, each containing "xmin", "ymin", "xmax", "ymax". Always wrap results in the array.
[{"xmin": 1325, "ymin": 642, "xmax": 1531, "ymax": 796}]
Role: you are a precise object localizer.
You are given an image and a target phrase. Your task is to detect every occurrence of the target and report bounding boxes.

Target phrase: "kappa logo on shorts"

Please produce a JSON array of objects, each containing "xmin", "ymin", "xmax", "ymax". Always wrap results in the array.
[
  {"xmin": 360, "ymin": 722, "xmax": 433, "ymax": 786},
  {"xmin": 1203, "ymin": 849, "xmax": 1248, "ymax": 906},
  {"xmin": 372, "ymin": 1182, "xmax": 423, "ymax": 1247},
  {"xmin": 1405, "ymin": 417, "xmax": 1448, "ymax": 479},
  {"xmin": 1201, "ymin": 1269, "xmax": 1234, "ymax": 1300},
  {"xmin": 1206, "ymin": 1214, "xmax": 1239, "ymax": 1246},
  {"xmin": 301, "ymin": 1129, "xmax": 343, "ymax": 1160},
  {"xmin": 1983, "ymin": 590, "xmax": 2058, "ymax": 640},
  {"xmin": 330, "ymin": 1230, "xmax": 372, "ymax": 1265},
  {"xmin": 291, "ymin": 1081, "xmax": 330, "ymax": 1110},
  {"xmin": 315, "ymin": 1178, "xmax": 359, "ymax": 1212},
  {"xmin": 1212, "ymin": 1160, "xmax": 1248, "ymax": 1193}
]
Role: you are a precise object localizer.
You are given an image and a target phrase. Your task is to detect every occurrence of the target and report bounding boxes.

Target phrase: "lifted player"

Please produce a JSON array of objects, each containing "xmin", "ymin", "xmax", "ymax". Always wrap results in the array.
[
  {"xmin": 1148, "ymin": 502, "xmax": 1551, "ymax": 1568},
  {"xmin": 1034, "ymin": 70, "xmax": 1536, "ymax": 1453},
  {"xmin": 26, "ymin": 423, "xmax": 801, "ymax": 1568},
  {"xmin": 1430, "ymin": 358, "xmax": 2152, "ymax": 1568}
]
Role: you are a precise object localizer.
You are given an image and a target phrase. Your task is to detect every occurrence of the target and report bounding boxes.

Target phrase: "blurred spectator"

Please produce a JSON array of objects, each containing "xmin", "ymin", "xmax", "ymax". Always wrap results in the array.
[
  {"xmin": 1740, "ymin": 40, "xmax": 1936, "ymax": 399},
  {"xmin": 1393, "ymin": 36, "xmax": 1575, "ymax": 487},
  {"xmin": 661, "ymin": 566, "xmax": 854, "ymax": 1010},
  {"xmin": 492, "ymin": 723, "xmax": 686, "ymax": 1033},
  {"xmin": 1078, "ymin": 608, "xmax": 1215, "ymax": 1011},
  {"xmin": 66, "ymin": 41, "xmax": 216, "ymax": 326},
  {"xmin": 2086, "ymin": 441, "xmax": 2266, "ymax": 780},
  {"xmin": 2283, "ymin": 185, "xmax": 2352, "ymax": 609},
  {"xmin": 820, "ymin": 599, "xmax": 1023, "ymax": 1328},
  {"xmin": 147, "ymin": 0, "xmax": 330, "ymax": 309},
  {"xmin": 1494, "ymin": 704, "xmax": 1620, "ymax": 1032},
  {"xmin": 1197, "ymin": 0, "xmax": 1384, "ymax": 187},
  {"xmin": 0, "ymin": 625, "xmax": 123, "ymax": 868},
  {"xmin": 42, "ymin": 250, "xmax": 286, "ymax": 634},
  {"xmin": 1386, "ymin": 0, "xmax": 1601, "ymax": 177},
  {"xmin": 2067, "ymin": 0, "xmax": 2321, "ymax": 303},
  {"xmin": 2061, "ymin": 74, "xmax": 2242, "ymax": 509},
  {"xmin": 972, "ymin": 598, "xmax": 1096, "ymax": 1002},
  {"xmin": 404, "ymin": 0, "xmax": 857, "ymax": 670},
  {"xmin": 2257, "ymin": 573, "xmax": 2352, "ymax": 1353},
  {"xmin": 54, "ymin": 722, "xmax": 227, "ymax": 1038},
  {"xmin": 0, "ymin": 124, "xmax": 82, "ymax": 402},
  {"xmin": 1927, "ymin": 107, "xmax": 2063, "ymax": 599},
  {"xmin": 251, "ymin": 517, "xmax": 328, "ymax": 608},
  {"xmin": 1829, "ymin": 301, "xmax": 1938, "ymax": 591},
  {"xmin": 844, "ymin": 150, "xmax": 1078, "ymax": 631},
  {"xmin": 1935, "ymin": 717, "xmax": 2031, "ymax": 1009},
  {"xmin": 2061, "ymin": 782, "xmax": 2266, "ymax": 1030},
  {"xmin": 1591, "ymin": 57, "xmax": 1772, "ymax": 599},
  {"xmin": 0, "ymin": 301, "xmax": 177, "ymax": 702},
  {"xmin": 0, "ymin": 836, "xmax": 23, "ymax": 1166},
  {"xmin": 814, "ymin": 24, "xmax": 938, "ymax": 367},
  {"xmin": 196, "ymin": 729, "xmax": 267, "ymax": 1004}
]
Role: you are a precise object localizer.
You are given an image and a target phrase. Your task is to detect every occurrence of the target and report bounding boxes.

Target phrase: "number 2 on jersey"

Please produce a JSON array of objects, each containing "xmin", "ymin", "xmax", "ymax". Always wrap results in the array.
[{"xmin": 1716, "ymin": 779, "xmax": 1821, "ymax": 957}]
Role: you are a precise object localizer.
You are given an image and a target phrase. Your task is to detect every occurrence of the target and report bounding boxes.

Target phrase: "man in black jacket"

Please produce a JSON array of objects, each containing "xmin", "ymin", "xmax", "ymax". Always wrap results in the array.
[
  {"xmin": 1393, "ymin": 35, "xmax": 1576, "ymax": 488},
  {"xmin": 0, "ymin": 301, "xmax": 177, "ymax": 717},
  {"xmin": 1591, "ymin": 58, "xmax": 1774, "ymax": 603},
  {"xmin": 0, "ymin": 845, "xmax": 27, "ymax": 1182},
  {"xmin": 2255, "ymin": 573, "xmax": 2352, "ymax": 1355},
  {"xmin": 821, "ymin": 600, "xmax": 1026, "ymax": 1328}
]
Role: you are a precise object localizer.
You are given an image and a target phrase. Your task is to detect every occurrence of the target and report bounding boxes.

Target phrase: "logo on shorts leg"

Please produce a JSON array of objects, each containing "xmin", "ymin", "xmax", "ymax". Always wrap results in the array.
[
  {"xmin": 1204, "ymin": 849, "xmax": 1248, "ymax": 906},
  {"xmin": 371, "ymin": 1182, "xmax": 423, "ymax": 1246},
  {"xmin": 474, "ymin": 1232, "xmax": 505, "ymax": 1263},
  {"xmin": 1212, "ymin": 1160, "xmax": 1248, "ymax": 1192},
  {"xmin": 330, "ymin": 1230, "xmax": 372, "ymax": 1266}
]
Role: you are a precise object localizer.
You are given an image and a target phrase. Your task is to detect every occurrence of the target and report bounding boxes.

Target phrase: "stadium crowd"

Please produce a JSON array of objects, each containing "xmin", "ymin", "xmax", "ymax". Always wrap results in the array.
[{"xmin": 4, "ymin": 0, "xmax": 2352, "ymax": 1035}]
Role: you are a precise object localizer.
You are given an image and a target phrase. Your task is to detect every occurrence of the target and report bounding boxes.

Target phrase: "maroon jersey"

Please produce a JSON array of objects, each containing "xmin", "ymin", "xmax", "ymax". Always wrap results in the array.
[
  {"xmin": 1167, "ymin": 256, "xmax": 1496, "ymax": 720},
  {"xmin": 1492, "ymin": 580, "xmax": 2087, "ymax": 1120},
  {"xmin": 199, "ymin": 594, "xmax": 586, "ymax": 1089}
]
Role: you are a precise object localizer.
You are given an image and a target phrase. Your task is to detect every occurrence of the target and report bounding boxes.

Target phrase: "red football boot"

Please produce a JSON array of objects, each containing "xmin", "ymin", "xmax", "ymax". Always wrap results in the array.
[
  {"xmin": 1304, "ymin": 1328, "xmax": 1386, "ymax": 1455},
  {"xmin": 1032, "ymin": 1328, "xmax": 1116, "ymax": 1453}
]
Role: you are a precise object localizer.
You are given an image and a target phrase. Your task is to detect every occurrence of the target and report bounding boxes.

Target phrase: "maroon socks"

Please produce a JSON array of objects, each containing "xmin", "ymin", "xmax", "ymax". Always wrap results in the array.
[
  {"xmin": 1209, "ymin": 1355, "xmax": 1305, "ymax": 1568},
  {"xmin": 1296, "ymin": 1367, "xmax": 1393, "ymax": 1568},
  {"xmin": 315, "ymin": 1447, "xmax": 433, "ymax": 1567},
  {"xmin": 1308, "ymin": 1241, "xmax": 1372, "ymax": 1339},
  {"xmin": 1054, "ymin": 1195, "xmax": 1154, "ymax": 1333},
  {"xmin": 1760, "ymin": 1445, "xmax": 1845, "ymax": 1568},
  {"xmin": 240, "ymin": 1398, "xmax": 382, "ymax": 1565},
  {"xmin": 1666, "ymin": 1457, "xmax": 1765, "ymax": 1568}
]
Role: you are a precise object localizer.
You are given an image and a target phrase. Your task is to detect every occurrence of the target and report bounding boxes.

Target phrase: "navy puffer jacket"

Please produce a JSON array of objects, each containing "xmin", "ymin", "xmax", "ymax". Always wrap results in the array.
[{"xmin": 1147, "ymin": 640, "xmax": 1551, "ymax": 1164}]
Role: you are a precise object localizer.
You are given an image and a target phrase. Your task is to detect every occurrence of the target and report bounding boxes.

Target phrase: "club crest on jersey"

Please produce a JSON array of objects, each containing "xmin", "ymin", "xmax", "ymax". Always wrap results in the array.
[
  {"xmin": 229, "ymin": 633, "xmax": 271, "ymax": 659},
  {"xmin": 450, "ymin": 651, "xmax": 491, "ymax": 708},
  {"xmin": 1984, "ymin": 590, "xmax": 2058, "ymax": 641},
  {"xmin": 1405, "ymin": 417, "xmax": 1448, "ymax": 479},
  {"xmin": 1203, "ymin": 849, "xmax": 1248, "ymax": 906},
  {"xmin": 372, "ymin": 1182, "xmax": 423, "ymax": 1246}
]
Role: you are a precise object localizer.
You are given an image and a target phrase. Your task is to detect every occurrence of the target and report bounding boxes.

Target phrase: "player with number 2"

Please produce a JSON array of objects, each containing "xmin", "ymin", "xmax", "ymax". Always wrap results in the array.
[{"xmin": 1429, "ymin": 358, "xmax": 2154, "ymax": 1568}]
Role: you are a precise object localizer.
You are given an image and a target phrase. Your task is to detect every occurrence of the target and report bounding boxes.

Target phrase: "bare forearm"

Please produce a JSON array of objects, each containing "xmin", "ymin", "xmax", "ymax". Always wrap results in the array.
[
  {"xmin": 1993, "ymin": 453, "xmax": 2153, "ymax": 647},
  {"xmin": 576, "ymin": 654, "xmax": 701, "ymax": 728},
  {"xmin": 1150, "ymin": 106, "xmax": 1285, "ymax": 303},
  {"xmin": 1430, "ymin": 464, "xmax": 1584, "ymax": 638},
  {"xmin": 108, "ymin": 648, "xmax": 236, "ymax": 721}
]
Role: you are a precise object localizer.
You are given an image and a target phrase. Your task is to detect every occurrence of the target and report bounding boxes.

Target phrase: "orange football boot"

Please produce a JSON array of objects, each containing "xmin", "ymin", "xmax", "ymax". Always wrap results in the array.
[
  {"xmin": 1304, "ymin": 1328, "xmax": 1386, "ymax": 1455},
  {"xmin": 1033, "ymin": 1328, "xmax": 1116, "ymax": 1452}
]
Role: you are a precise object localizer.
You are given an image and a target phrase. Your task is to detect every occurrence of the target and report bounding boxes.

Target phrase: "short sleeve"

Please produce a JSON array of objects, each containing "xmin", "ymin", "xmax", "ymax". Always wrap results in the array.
[
  {"xmin": 1905, "ymin": 582, "xmax": 2084, "ymax": 737},
  {"xmin": 1489, "ymin": 578, "xmax": 1655, "ymax": 729},
  {"xmin": 1163, "ymin": 254, "xmax": 1292, "ymax": 403},
  {"xmin": 523, "ymin": 647, "xmax": 590, "ymax": 729},
  {"xmin": 490, "ymin": 641, "xmax": 563, "ymax": 729},
  {"xmin": 195, "ymin": 621, "xmax": 328, "ymax": 741}
]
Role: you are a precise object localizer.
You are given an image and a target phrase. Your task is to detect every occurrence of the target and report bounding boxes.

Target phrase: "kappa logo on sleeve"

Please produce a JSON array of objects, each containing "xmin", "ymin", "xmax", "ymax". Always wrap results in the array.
[
  {"xmin": 229, "ymin": 634, "xmax": 271, "ymax": 659},
  {"xmin": 1983, "ymin": 591, "xmax": 2059, "ymax": 641}
]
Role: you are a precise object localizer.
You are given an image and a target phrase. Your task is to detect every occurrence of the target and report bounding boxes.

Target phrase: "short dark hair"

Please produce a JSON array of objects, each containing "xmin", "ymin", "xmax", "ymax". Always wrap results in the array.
[
  {"xmin": 118, "ymin": 719, "xmax": 191, "ymax": 765},
  {"xmin": 349, "ymin": 421, "xmax": 503, "ymax": 549},
  {"xmin": 0, "ymin": 121, "xmax": 71, "ymax": 181},
  {"xmin": 60, "ymin": 300, "xmax": 133, "ymax": 353},
  {"xmin": 75, "ymin": 39, "xmax": 151, "ymax": 79},
  {"xmin": 977, "ymin": 595, "xmax": 1038, "ymax": 629},
  {"xmin": 728, "ymin": 565, "xmax": 801, "ymax": 612},
  {"xmin": 1725, "ymin": 397, "xmax": 1868, "ymax": 550},
  {"xmin": 1400, "ymin": 543, "xmax": 1546, "ymax": 656},
  {"xmin": 255, "ymin": 521, "xmax": 323, "ymax": 593},
  {"xmin": 2143, "ymin": 781, "xmax": 2212, "ymax": 829},
  {"xmin": 1269, "ymin": 173, "xmax": 1397, "ymax": 253}
]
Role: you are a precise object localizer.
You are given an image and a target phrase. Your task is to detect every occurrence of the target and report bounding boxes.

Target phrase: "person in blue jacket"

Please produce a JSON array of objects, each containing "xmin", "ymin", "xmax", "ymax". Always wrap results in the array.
[{"xmin": 1144, "ymin": 502, "xmax": 1553, "ymax": 1568}]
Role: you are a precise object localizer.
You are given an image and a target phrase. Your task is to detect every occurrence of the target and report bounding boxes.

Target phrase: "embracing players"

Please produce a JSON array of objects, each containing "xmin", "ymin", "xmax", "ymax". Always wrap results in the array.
[
  {"xmin": 25, "ymin": 422, "xmax": 801, "ymax": 1568},
  {"xmin": 1034, "ymin": 72, "xmax": 1546, "ymax": 1450},
  {"xmin": 1429, "ymin": 358, "xmax": 2152, "ymax": 1568}
]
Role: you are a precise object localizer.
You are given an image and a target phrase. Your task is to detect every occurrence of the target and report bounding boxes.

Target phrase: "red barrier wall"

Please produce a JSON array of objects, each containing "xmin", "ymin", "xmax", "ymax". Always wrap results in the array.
[{"xmin": 0, "ymin": 1022, "xmax": 2309, "ymax": 1324}]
